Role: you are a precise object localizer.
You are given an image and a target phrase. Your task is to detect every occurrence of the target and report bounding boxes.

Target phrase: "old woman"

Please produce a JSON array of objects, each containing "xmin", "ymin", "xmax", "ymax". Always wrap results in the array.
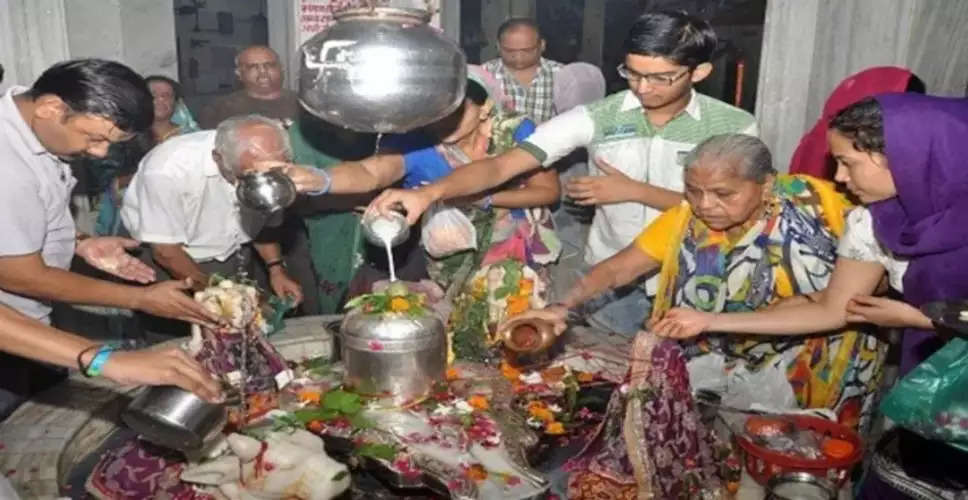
[{"xmin": 514, "ymin": 133, "xmax": 885, "ymax": 497}]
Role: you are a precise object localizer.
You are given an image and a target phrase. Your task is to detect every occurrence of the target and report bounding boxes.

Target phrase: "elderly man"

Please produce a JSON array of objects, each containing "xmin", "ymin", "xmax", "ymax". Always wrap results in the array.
[
  {"xmin": 199, "ymin": 45, "xmax": 320, "ymax": 316},
  {"xmin": 0, "ymin": 59, "xmax": 222, "ymax": 417},
  {"xmin": 198, "ymin": 46, "xmax": 298, "ymax": 129},
  {"xmin": 122, "ymin": 115, "xmax": 303, "ymax": 338},
  {"xmin": 483, "ymin": 17, "xmax": 562, "ymax": 123}
]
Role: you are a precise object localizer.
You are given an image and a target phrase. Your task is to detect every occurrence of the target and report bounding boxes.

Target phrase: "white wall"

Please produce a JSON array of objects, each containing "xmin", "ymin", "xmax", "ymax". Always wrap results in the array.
[
  {"xmin": 0, "ymin": 0, "xmax": 70, "ymax": 91},
  {"xmin": 0, "ymin": 0, "xmax": 176, "ymax": 91},
  {"xmin": 756, "ymin": 0, "xmax": 968, "ymax": 171}
]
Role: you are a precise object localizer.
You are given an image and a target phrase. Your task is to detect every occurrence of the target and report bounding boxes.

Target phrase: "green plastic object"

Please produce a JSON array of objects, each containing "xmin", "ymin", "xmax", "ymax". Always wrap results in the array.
[
  {"xmin": 265, "ymin": 295, "xmax": 295, "ymax": 336},
  {"xmin": 880, "ymin": 338, "xmax": 968, "ymax": 452}
]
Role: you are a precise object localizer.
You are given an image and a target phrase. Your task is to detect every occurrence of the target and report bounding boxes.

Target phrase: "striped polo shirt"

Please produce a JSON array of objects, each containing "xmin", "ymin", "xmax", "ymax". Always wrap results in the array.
[{"xmin": 519, "ymin": 89, "xmax": 757, "ymax": 293}]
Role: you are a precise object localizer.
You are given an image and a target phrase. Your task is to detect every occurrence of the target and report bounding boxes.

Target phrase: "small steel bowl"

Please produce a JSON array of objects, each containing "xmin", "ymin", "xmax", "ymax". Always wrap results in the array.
[
  {"xmin": 121, "ymin": 385, "xmax": 228, "ymax": 451},
  {"xmin": 766, "ymin": 472, "xmax": 837, "ymax": 500},
  {"xmin": 236, "ymin": 169, "xmax": 297, "ymax": 213},
  {"xmin": 361, "ymin": 210, "xmax": 410, "ymax": 247}
]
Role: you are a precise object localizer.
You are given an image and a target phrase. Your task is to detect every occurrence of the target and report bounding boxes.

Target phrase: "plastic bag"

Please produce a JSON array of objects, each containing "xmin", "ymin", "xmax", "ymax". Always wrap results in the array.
[
  {"xmin": 421, "ymin": 202, "xmax": 477, "ymax": 258},
  {"xmin": 880, "ymin": 338, "xmax": 968, "ymax": 451}
]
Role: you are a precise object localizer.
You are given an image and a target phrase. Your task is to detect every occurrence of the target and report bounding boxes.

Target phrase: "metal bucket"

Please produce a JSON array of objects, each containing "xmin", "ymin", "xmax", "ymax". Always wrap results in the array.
[{"xmin": 121, "ymin": 386, "xmax": 229, "ymax": 451}]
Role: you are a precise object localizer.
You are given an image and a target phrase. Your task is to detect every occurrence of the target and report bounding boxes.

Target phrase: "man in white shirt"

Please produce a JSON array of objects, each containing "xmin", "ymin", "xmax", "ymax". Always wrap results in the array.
[
  {"xmin": 123, "ymin": 115, "xmax": 303, "ymax": 337},
  {"xmin": 0, "ymin": 59, "xmax": 221, "ymax": 418}
]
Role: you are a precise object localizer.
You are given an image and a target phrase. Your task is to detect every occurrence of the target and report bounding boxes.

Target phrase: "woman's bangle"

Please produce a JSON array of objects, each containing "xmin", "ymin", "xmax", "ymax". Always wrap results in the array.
[
  {"xmin": 306, "ymin": 168, "xmax": 332, "ymax": 196},
  {"xmin": 266, "ymin": 259, "xmax": 286, "ymax": 270}
]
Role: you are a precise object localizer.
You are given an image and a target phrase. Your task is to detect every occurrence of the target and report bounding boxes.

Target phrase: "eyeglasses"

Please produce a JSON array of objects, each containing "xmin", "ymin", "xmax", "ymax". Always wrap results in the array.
[{"xmin": 617, "ymin": 64, "xmax": 690, "ymax": 87}]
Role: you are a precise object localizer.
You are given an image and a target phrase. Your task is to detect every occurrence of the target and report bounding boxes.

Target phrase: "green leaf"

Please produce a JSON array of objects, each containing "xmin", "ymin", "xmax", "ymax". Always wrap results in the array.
[
  {"xmin": 343, "ymin": 294, "xmax": 371, "ymax": 310},
  {"xmin": 459, "ymin": 413, "xmax": 473, "ymax": 428},
  {"xmin": 348, "ymin": 412, "xmax": 374, "ymax": 430},
  {"xmin": 332, "ymin": 470, "xmax": 349, "ymax": 482},
  {"xmin": 354, "ymin": 443, "xmax": 398, "ymax": 461},
  {"xmin": 302, "ymin": 356, "xmax": 331, "ymax": 371},
  {"xmin": 269, "ymin": 414, "xmax": 304, "ymax": 433},
  {"xmin": 292, "ymin": 407, "xmax": 339, "ymax": 423},
  {"xmin": 565, "ymin": 385, "xmax": 578, "ymax": 413},
  {"xmin": 322, "ymin": 389, "xmax": 363, "ymax": 415},
  {"xmin": 493, "ymin": 286, "xmax": 512, "ymax": 300}
]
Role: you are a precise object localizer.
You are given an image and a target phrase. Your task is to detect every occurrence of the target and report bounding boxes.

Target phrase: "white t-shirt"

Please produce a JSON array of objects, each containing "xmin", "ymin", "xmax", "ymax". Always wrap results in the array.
[
  {"xmin": 0, "ymin": 86, "xmax": 77, "ymax": 322},
  {"xmin": 837, "ymin": 207, "xmax": 909, "ymax": 291},
  {"xmin": 121, "ymin": 131, "xmax": 278, "ymax": 262}
]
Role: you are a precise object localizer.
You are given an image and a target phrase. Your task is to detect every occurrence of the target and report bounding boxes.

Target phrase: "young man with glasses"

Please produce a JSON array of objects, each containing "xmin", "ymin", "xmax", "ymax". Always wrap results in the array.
[
  {"xmin": 370, "ymin": 11, "xmax": 757, "ymax": 335},
  {"xmin": 483, "ymin": 17, "xmax": 563, "ymax": 123}
]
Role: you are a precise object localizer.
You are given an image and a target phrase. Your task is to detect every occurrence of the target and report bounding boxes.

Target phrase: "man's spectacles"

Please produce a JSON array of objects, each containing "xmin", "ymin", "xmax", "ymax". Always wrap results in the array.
[{"xmin": 617, "ymin": 64, "xmax": 690, "ymax": 87}]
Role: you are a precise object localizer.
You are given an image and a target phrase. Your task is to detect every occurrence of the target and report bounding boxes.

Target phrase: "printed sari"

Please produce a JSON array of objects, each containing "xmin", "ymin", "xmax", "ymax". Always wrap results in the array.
[{"xmin": 568, "ymin": 175, "xmax": 887, "ymax": 498}]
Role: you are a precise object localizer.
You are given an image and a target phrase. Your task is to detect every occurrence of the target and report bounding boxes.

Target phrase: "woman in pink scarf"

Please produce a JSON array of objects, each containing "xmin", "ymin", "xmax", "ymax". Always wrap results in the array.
[{"xmin": 788, "ymin": 66, "xmax": 922, "ymax": 178}]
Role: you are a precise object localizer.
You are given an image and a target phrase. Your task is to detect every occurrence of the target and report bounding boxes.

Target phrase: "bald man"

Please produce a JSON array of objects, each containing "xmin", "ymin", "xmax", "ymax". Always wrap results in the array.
[
  {"xmin": 198, "ymin": 46, "xmax": 299, "ymax": 129},
  {"xmin": 199, "ymin": 46, "xmax": 320, "ymax": 315}
]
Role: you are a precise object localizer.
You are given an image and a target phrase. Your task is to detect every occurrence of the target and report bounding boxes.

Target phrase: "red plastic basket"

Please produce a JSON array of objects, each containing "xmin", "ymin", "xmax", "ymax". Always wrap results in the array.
[{"xmin": 735, "ymin": 414, "xmax": 863, "ymax": 487}]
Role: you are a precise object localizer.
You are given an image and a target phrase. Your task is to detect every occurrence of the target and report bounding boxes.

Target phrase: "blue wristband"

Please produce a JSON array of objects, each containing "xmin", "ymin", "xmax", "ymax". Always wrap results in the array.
[
  {"xmin": 85, "ymin": 344, "xmax": 117, "ymax": 377},
  {"xmin": 306, "ymin": 168, "xmax": 332, "ymax": 196}
]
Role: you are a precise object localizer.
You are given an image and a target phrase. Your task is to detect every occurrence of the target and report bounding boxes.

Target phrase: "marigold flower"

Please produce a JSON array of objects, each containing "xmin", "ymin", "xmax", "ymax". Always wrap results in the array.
[
  {"xmin": 506, "ymin": 295, "xmax": 529, "ymax": 315},
  {"xmin": 390, "ymin": 297, "xmax": 411, "ymax": 312},
  {"xmin": 546, "ymin": 422, "xmax": 566, "ymax": 434},
  {"xmin": 298, "ymin": 390, "xmax": 321, "ymax": 405},
  {"xmin": 468, "ymin": 394, "xmax": 490, "ymax": 411},
  {"xmin": 576, "ymin": 371, "xmax": 595, "ymax": 383},
  {"xmin": 445, "ymin": 367, "xmax": 460, "ymax": 381},
  {"xmin": 500, "ymin": 361, "xmax": 521, "ymax": 381},
  {"xmin": 465, "ymin": 463, "xmax": 488, "ymax": 481}
]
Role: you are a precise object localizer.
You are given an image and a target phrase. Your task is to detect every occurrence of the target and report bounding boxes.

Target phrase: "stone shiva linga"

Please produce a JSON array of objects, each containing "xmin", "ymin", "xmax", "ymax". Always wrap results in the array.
[{"xmin": 86, "ymin": 279, "xmax": 350, "ymax": 500}]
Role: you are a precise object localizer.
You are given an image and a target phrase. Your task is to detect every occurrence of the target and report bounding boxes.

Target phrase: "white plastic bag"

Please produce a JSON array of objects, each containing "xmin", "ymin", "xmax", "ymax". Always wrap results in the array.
[{"xmin": 421, "ymin": 202, "xmax": 477, "ymax": 258}]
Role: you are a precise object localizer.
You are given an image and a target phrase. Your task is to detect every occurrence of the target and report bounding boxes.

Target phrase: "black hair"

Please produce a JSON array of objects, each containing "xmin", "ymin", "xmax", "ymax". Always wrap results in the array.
[
  {"xmin": 28, "ymin": 58, "xmax": 153, "ymax": 134},
  {"xmin": 144, "ymin": 74, "xmax": 183, "ymax": 101},
  {"xmin": 466, "ymin": 80, "xmax": 488, "ymax": 106},
  {"xmin": 829, "ymin": 97, "xmax": 885, "ymax": 154},
  {"xmin": 623, "ymin": 11, "xmax": 717, "ymax": 68},
  {"xmin": 905, "ymin": 74, "xmax": 927, "ymax": 94},
  {"xmin": 497, "ymin": 17, "xmax": 541, "ymax": 40}
]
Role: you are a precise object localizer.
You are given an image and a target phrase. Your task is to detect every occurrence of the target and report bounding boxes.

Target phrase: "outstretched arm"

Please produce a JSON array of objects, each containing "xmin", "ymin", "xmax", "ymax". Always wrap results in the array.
[{"xmin": 652, "ymin": 257, "xmax": 887, "ymax": 338}]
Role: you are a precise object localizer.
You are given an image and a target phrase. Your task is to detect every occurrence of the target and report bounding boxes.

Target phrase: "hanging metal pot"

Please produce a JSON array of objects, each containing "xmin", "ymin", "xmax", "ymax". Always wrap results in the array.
[{"xmin": 298, "ymin": 5, "xmax": 467, "ymax": 133}]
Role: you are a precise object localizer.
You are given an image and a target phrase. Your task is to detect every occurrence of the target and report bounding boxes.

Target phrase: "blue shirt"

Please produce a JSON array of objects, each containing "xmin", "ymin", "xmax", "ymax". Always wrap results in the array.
[{"xmin": 382, "ymin": 119, "xmax": 536, "ymax": 189}]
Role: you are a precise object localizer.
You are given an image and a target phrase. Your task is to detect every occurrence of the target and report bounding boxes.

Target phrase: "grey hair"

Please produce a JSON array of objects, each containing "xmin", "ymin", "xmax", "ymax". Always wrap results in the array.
[
  {"xmin": 683, "ymin": 133, "xmax": 776, "ymax": 183},
  {"xmin": 213, "ymin": 114, "xmax": 292, "ymax": 173}
]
